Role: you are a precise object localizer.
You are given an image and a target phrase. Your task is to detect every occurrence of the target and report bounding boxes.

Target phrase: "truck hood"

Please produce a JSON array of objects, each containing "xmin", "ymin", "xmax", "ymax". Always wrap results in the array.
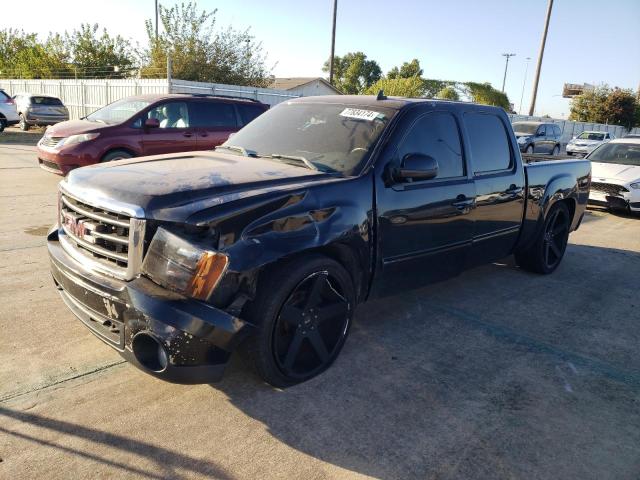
[
  {"xmin": 45, "ymin": 119, "xmax": 107, "ymax": 137},
  {"xmin": 591, "ymin": 162, "xmax": 640, "ymax": 184},
  {"xmin": 62, "ymin": 151, "xmax": 331, "ymax": 221}
]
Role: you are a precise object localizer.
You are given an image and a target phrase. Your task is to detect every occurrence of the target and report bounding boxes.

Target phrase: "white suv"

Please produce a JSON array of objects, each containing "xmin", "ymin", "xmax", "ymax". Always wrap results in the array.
[{"xmin": 0, "ymin": 89, "xmax": 19, "ymax": 132}]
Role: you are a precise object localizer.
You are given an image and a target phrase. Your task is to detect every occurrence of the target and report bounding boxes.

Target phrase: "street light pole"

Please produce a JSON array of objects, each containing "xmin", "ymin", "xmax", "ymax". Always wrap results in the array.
[
  {"xmin": 529, "ymin": 0, "xmax": 554, "ymax": 116},
  {"xmin": 329, "ymin": 0, "xmax": 338, "ymax": 85},
  {"xmin": 501, "ymin": 53, "xmax": 516, "ymax": 93},
  {"xmin": 519, "ymin": 57, "xmax": 531, "ymax": 114},
  {"xmin": 155, "ymin": 0, "xmax": 159, "ymax": 40}
]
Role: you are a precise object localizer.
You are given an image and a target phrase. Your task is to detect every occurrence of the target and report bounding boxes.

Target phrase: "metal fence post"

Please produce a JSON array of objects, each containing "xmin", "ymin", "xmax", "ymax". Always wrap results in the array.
[{"xmin": 81, "ymin": 81, "xmax": 86, "ymax": 118}]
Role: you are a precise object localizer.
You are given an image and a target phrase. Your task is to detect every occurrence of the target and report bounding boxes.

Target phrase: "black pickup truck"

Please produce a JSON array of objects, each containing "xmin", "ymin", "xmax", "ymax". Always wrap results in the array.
[{"xmin": 48, "ymin": 95, "xmax": 591, "ymax": 387}]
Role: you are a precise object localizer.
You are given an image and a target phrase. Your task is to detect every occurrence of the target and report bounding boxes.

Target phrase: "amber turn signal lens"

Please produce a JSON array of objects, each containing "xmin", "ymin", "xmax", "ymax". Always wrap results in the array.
[{"xmin": 186, "ymin": 251, "xmax": 229, "ymax": 300}]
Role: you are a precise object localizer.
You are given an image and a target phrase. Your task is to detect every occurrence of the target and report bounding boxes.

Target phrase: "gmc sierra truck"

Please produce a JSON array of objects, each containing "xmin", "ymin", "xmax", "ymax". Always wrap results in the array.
[{"xmin": 48, "ymin": 95, "xmax": 591, "ymax": 387}]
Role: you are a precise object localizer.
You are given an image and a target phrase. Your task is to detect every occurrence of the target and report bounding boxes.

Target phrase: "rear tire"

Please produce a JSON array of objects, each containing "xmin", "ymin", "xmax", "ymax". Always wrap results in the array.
[
  {"xmin": 243, "ymin": 255, "xmax": 355, "ymax": 388},
  {"xmin": 19, "ymin": 114, "xmax": 29, "ymax": 131},
  {"xmin": 515, "ymin": 202, "xmax": 571, "ymax": 274},
  {"xmin": 552, "ymin": 145, "xmax": 560, "ymax": 156},
  {"xmin": 101, "ymin": 150, "xmax": 133, "ymax": 162}
]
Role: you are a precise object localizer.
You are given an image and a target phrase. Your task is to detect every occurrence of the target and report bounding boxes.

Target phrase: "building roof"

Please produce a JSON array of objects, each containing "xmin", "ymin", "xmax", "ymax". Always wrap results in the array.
[{"xmin": 270, "ymin": 77, "xmax": 342, "ymax": 94}]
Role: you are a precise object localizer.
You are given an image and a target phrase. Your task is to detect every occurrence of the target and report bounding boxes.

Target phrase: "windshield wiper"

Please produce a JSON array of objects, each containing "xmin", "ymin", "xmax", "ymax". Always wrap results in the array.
[
  {"xmin": 214, "ymin": 145, "xmax": 257, "ymax": 157},
  {"xmin": 269, "ymin": 154, "xmax": 318, "ymax": 171}
]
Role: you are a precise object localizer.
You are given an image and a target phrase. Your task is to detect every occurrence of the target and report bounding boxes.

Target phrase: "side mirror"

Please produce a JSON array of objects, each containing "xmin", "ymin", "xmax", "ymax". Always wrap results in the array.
[
  {"xmin": 536, "ymin": 131, "xmax": 545, "ymax": 137},
  {"xmin": 394, "ymin": 153, "xmax": 439, "ymax": 182},
  {"xmin": 144, "ymin": 118, "xmax": 160, "ymax": 129}
]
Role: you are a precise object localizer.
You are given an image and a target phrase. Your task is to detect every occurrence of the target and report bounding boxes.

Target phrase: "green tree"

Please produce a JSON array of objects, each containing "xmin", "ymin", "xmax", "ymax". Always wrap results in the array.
[
  {"xmin": 570, "ymin": 85, "xmax": 638, "ymax": 128},
  {"xmin": 65, "ymin": 24, "xmax": 134, "ymax": 78},
  {"xmin": 0, "ymin": 29, "xmax": 71, "ymax": 78},
  {"xmin": 387, "ymin": 59, "xmax": 423, "ymax": 79},
  {"xmin": 142, "ymin": 1, "xmax": 272, "ymax": 86},
  {"xmin": 323, "ymin": 52, "xmax": 382, "ymax": 94},
  {"xmin": 364, "ymin": 77, "xmax": 425, "ymax": 97},
  {"xmin": 461, "ymin": 82, "xmax": 510, "ymax": 110},
  {"xmin": 436, "ymin": 86, "xmax": 460, "ymax": 101}
]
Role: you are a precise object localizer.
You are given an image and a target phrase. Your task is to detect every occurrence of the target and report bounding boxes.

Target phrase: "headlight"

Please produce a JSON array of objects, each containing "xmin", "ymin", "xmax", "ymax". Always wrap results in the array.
[
  {"xmin": 517, "ymin": 136, "xmax": 528, "ymax": 144},
  {"xmin": 141, "ymin": 227, "xmax": 228, "ymax": 301},
  {"xmin": 58, "ymin": 133, "xmax": 99, "ymax": 147},
  {"xmin": 630, "ymin": 182, "xmax": 640, "ymax": 190}
]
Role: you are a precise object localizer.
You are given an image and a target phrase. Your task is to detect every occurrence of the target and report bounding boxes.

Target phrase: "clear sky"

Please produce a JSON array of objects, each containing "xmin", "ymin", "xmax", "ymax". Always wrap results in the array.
[{"xmin": 3, "ymin": 0, "xmax": 639, "ymax": 118}]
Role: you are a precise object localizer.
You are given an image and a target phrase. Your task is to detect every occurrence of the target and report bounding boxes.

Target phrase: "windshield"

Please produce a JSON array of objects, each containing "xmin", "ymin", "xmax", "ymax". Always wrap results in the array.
[
  {"xmin": 512, "ymin": 122, "xmax": 539, "ymax": 134},
  {"xmin": 577, "ymin": 132, "xmax": 605, "ymax": 141},
  {"xmin": 588, "ymin": 143, "xmax": 640, "ymax": 166},
  {"xmin": 221, "ymin": 102, "xmax": 396, "ymax": 175},
  {"xmin": 86, "ymin": 98, "xmax": 151, "ymax": 125}
]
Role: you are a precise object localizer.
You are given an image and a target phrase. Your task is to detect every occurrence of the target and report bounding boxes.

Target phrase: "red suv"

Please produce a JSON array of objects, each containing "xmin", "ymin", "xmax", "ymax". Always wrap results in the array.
[{"xmin": 36, "ymin": 94, "xmax": 269, "ymax": 175}]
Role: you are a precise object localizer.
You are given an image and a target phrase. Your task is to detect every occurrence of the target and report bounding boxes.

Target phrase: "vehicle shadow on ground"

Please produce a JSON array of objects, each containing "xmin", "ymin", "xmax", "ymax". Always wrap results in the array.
[
  {"xmin": 212, "ymin": 244, "xmax": 640, "ymax": 479},
  {"xmin": 0, "ymin": 406, "xmax": 232, "ymax": 480},
  {"xmin": 586, "ymin": 205, "xmax": 639, "ymax": 220}
]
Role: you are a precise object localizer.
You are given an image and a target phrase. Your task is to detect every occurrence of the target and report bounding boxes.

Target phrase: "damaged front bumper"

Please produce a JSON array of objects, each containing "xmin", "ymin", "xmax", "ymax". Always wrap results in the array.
[{"xmin": 48, "ymin": 227, "xmax": 253, "ymax": 384}]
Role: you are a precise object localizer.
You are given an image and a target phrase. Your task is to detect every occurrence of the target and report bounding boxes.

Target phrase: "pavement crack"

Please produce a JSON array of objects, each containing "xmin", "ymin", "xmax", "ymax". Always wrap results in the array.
[{"xmin": 0, "ymin": 360, "xmax": 126, "ymax": 404}]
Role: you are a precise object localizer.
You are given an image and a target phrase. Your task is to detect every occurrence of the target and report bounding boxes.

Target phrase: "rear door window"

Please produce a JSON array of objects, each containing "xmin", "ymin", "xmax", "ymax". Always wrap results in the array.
[
  {"xmin": 553, "ymin": 125, "xmax": 561, "ymax": 137},
  {"xmin": 464, "ymin": 112, "xmax": 512, "ymax": 174},
  {"xmin": 190, "ymin": 101, "xmax": 238, "ymax": 128},
  {"xmin": 237, "ymin": 104, "xmax": 266, "ymax": 126}
]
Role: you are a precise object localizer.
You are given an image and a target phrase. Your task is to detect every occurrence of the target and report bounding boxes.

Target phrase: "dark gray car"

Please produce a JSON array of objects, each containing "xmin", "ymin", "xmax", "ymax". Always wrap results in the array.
[
  {"xmin": 512, "ymin": 121, "xmax": 562, "ymax": 155},
  {"xmin": 14, "ymin": 93, "xmax": 69, "ymax": 131}
]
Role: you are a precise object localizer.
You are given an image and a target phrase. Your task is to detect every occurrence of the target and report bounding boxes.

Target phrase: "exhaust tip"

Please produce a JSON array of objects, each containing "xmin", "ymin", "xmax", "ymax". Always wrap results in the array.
[{"xmin": 131, "ymin": 332, "xmax": 168, "ymax": 373}]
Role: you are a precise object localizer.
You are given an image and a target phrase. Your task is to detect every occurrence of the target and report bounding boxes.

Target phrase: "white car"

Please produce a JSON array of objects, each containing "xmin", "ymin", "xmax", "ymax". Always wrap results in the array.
[
  {"xmin": 587, "ymin": 138, "xmax": 640, "ymax": 213},
  {"xmin": 567, "ymin": 131, "xmax": 614, "ymax": 156},
  {"xmin": 0, "ymin": 89, "xmax": 19, "ymax": 132}
]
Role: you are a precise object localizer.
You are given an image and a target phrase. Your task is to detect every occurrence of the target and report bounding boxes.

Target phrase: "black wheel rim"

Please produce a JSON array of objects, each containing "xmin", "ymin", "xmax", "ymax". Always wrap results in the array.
[
  {"xmin": 272, "ymin": 271, "xmax": 351, "ymax": 379},
  {"xmin": 543, "ymin": 208, "xmax": 569, "ymax": 269}
]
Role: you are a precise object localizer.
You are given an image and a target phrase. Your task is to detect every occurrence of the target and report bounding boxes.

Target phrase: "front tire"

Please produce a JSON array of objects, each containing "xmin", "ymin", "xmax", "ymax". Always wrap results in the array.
[
  {"xmin": 515, "ymin": 202, "xmax": 571, "ymax": 274},
  {"xmin": 0, "ymin": 118, "xmax": 5, "ymax": 133},
  {"xmin": 243, "ymin": 255, "xmax": 355, "ymax": 387},
  {"xmin": 101, "ymin": 150, "xmax": 133, "ymax": 162},
  {"xmin": 525, "ymin": 145, "xmax": 534, "ymax": 154},
  {"xmin": 19, "ymin": 114, "xmax": 29, "ymax": 131}
]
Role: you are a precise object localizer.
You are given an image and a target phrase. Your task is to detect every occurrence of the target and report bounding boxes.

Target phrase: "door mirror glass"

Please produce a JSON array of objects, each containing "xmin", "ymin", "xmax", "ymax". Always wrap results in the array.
[
  {"xmin": 394, "ymin": 153, "xmax": 439, "ymax": 182},
  {"xmin": 145, "ymin": 117, "xmax": 160, "ymax": 129},
  {"xmin": 536, "ymin": 130, "xmax": 545, "ymax": 137}
]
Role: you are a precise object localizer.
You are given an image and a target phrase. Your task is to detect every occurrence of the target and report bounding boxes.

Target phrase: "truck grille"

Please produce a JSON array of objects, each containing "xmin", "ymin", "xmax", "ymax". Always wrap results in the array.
[
  {"xmin": 590, "ymin": 182, "xmax": 628, "ymax": 196},
  {"xmin": 59, "ymin": 191, "xmax": 145, "ymax": 280},
  {"xmin": 40, "ymin": 136, "xmax": 65, "ymax": 148}
]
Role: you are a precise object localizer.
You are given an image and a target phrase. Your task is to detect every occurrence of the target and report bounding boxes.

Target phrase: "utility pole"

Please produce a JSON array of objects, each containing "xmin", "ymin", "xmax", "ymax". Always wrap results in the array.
[
  {"xmin": 529, "ymin": 0, "xmax": 554, "ymax": 116},
  {"xmin": 519, "ymin": 57, "xmax": 531, "ymax": 114},
  {"xmin": 155, "ymin": 0, "xmax": 159, "ymax": 40},
  {"xmin": 501, "ymin": 53, "xmax": 516, "ymax": 93},
  {"xmin": 329, "ymin": 0, "xmax": 337, "ymax": 85}
]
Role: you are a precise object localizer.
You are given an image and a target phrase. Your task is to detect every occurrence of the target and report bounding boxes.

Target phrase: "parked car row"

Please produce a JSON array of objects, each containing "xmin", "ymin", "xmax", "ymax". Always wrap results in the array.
[{"xmin": 0, "ymin": 89, "xmax": 69, "ymax": 132}]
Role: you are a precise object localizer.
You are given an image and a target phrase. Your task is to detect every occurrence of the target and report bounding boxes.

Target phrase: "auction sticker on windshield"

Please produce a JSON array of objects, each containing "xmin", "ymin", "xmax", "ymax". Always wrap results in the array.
[{"xmin": 340, "ymin": 108, "xmax": 383, "ymax": 121}]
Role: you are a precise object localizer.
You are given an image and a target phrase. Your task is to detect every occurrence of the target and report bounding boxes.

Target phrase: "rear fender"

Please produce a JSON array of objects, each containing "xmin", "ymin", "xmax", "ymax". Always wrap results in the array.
[{"xmin": 518, "ymin": 173, "xmax": 577, "ymax": 251}]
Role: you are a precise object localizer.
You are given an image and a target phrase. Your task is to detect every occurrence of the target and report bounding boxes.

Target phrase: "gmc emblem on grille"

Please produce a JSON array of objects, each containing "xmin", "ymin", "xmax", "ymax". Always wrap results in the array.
[{"xmin": 63, "ymin": 212, "xmax": 86, "ymax": 239}]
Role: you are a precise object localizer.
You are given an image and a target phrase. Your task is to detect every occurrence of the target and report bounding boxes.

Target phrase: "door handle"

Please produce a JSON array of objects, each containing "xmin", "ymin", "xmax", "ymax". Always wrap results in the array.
[
  {"xmin": 505, "ymin": 184, "xmax": 523, "ymax": 195},
  {"xmin": 199, "ymin": 133, "xmax": 208, "ymax": 137},
  {"xmin": 183, "ymin": 132, "xmax": 193, "ymax": 138},
  {"xmin": 452, "ymin": 196, "xmax": 475, "ymax": 212}
]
